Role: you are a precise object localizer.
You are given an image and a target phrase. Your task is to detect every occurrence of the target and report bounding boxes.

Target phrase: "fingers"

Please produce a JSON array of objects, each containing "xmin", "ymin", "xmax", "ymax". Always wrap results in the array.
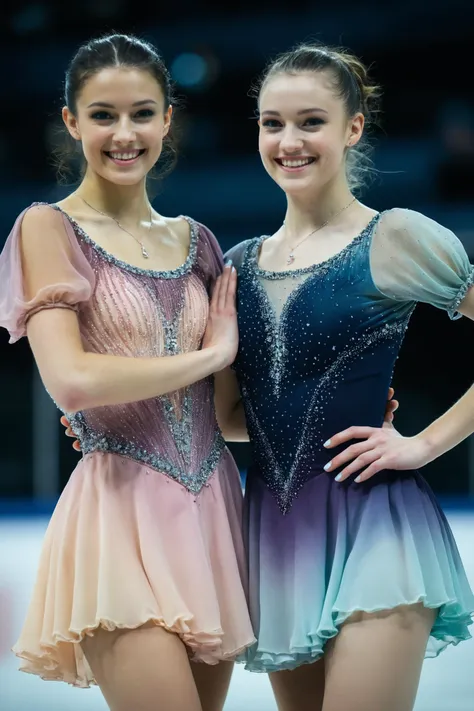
[
  {"xmin": 323, "ymin": 426, "xmax": 376, "ymax": 449},
  {"xmin": 324, "ymin": 440, "xmax": 373, "ymax": 472},
  {"xmin": 210, "ymin": 274, "xmax": 222, "ymax": 305},
  {"xmin": 225, "ymin": 265, "xmax": 237, "ymax": 306},
  {"xmin": 217, "ymin": 262, "xmax": 233, "ymax": 311},
  {"xmin": 334, "ymin": 449, "xmax": 382, "ymax": 482},
  {"xmin": 60, "ymin": 415, "xmax": 70, "ymax": 427},
  {"xmin": 354, "ymin": 458, "xmax": 386, "ymax": 483},
  {"xmin": 73, "ymin": 441, "xmax": 81, "ymax": 451},
  {"xmin": 387, "ymin": 387, "xmax": 394, "ymax": 400}
]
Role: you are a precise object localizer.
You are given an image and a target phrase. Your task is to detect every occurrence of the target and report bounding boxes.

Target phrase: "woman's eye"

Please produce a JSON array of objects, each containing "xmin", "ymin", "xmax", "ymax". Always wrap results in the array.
[
  {"xmin": 262, "ymin": 120, "xmax": 282, "ymax": 129},
  {"xmin": 135, "ymin": 109, "xmax": 155, "ymax": 119},
  {"xmin": 91, "ymin": 111, "xmax": 112, "ymax": 121},
  {"xmin": 304, "ymin": 117, "xmax": 325, "ymax": 127}
]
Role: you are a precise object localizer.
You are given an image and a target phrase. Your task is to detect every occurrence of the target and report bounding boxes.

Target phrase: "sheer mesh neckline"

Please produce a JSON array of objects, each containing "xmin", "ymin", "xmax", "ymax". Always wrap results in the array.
[
  {"xmin": 251, "ymin": 213, "xmax": 381, "ymax": 280},
  {"xmin": 42, "ymin": 202, "xmax": 200, "ymax": 280}
]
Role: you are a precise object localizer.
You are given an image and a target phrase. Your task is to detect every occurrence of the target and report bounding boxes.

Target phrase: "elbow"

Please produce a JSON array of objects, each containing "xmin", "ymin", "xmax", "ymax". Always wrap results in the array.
[
  {"xmin": 56, "ymin": 386, "xmax": 88, "ymax": 414},
  {"xmin": 216, "ymin": 401, "xmax": 248, "ymax": 442},
  {"xmin": 49, "ymin": 362, "xmax": 97, "ymax": 413}
]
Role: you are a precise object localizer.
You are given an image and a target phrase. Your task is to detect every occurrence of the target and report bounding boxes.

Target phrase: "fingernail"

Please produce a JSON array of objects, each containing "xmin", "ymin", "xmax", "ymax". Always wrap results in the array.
[
  {"xmin": 323, "ymin": 439, "xmax": 331, "ymax": 447},
  {"xmin": 354, "ymin": 476, "xmax": 361, "ymax": 483},
  {"xmin": 225, "ymin": 259, "xmax": 233, "ymax": 267},
  {"xmin": 335, "ymin": 474, "xmax": 342, "ymax": 482},
  {"xmin": 324, "ymin": 462, "xmax": 332, "ymax": 471}
]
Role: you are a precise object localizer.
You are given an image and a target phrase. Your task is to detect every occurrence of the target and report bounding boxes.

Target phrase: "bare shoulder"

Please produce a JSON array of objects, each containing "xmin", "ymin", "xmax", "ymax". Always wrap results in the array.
[{"xmin": 162, "ymin": 215, "xmax": 193, "ymax": 248}]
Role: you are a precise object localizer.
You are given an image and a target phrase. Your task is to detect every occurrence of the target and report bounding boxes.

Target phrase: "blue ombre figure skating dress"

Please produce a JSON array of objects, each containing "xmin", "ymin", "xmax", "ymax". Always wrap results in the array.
[{"xmin": 228, "ymin": 208, "xmax": 474, "ymax": 672}]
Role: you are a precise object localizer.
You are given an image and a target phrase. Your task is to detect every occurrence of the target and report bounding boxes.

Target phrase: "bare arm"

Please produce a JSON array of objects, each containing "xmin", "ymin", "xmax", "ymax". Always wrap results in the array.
[
  {"xmin": 20, "ymin": 206, "xmax": 238, "ymax": 412},
  {"xmin": 27, "ymin": 308, "xmax": 230, "ymax": 412},
  {"xmin": 214, "ymin": 366, "xmax": 249, "ymax": 442},
  {"xmin": 325, "ymin": 287, "xmax": 474, "ymax": 482},
  {"xmin": 418, "ymin": 288, "xmax": 474, "ymax": 458}
]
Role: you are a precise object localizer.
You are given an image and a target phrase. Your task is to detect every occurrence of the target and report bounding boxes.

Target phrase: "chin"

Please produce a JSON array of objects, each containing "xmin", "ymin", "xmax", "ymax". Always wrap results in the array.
[
  {"xmin": 276, "ymin": 176, "xmax": 319, "ymax": 196},
  {"xmin": 100, "ymin": 169, "xmax": 148, "ymax": 187}
]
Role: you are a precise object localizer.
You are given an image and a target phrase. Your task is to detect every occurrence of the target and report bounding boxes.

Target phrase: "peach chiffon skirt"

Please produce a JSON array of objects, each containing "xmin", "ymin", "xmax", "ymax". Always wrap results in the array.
[{"xmin": 12, "ymin": 449, "xmax": 256, "ymax": 687}]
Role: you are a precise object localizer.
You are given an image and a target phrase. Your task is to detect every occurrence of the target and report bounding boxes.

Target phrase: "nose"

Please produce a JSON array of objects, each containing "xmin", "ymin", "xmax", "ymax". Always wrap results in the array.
[
  {"xmin": 279, "ymin": 126, "xmax": 304, "ymax": 153},
  {"xmin": 113, "ymin": 117, "xmax": 137, "ymax": 145}
]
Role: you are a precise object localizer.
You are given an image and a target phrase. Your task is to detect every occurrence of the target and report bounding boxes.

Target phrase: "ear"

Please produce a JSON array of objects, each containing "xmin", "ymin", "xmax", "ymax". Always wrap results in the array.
[
  {"xmin": 62, "ymin": 106, "xmax": 81, "ymax": 141},
  {"xmin": 347, "ymin": 112, "xmax": 365, "ymax": 148},
  {"xmin": 162, "ymin": 105, "xmax": 173, "ymax": 138}
]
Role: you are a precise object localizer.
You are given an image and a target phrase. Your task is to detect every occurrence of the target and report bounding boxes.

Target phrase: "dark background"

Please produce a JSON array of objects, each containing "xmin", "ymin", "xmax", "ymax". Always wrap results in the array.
[{"xmin": 1, "ymin": 0, "xmax": 474, "ymax": 506}]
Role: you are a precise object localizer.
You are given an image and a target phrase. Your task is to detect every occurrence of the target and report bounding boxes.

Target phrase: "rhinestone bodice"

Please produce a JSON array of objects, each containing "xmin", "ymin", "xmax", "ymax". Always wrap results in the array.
[
  {"xmin": 233, "ymin": 216, "xmax": 413, "ymax": 513},
  {"xmin": 48, "ymin": 205, "xmax": 226, "ymax": 494}
]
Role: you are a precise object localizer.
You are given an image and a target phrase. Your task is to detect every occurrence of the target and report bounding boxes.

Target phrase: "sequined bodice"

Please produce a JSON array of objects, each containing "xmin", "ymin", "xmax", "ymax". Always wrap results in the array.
[
  {"xmin": 233, "ymin": 216, "xmax": 414, "ymax": 513},
  {"xmin": 57, "ymin": 211, "xmax": 225, "ymax": 494}
]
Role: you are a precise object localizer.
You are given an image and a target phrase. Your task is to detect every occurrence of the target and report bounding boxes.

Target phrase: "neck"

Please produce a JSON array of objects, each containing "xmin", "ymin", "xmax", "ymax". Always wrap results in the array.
[
  {"xmin": 75, "ymin": 171, "xmax": 151, "ymax": 221},
  {"xmin": 282, "ymin": 177, "xmax": 355, "ymax": 239}
]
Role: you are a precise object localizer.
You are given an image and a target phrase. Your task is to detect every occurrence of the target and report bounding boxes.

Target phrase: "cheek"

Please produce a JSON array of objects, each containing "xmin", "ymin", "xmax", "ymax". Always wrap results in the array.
[
  {"xmin": 315, "ymin": 133, "xmax": 346, "ymax": 163},
  {"xmin": 81, "ymin": 129, "xmax": 108, "ymax": 158},
  {"xmin": 258, "ymin": 132, "xmax": 277, "ymax": 161}
]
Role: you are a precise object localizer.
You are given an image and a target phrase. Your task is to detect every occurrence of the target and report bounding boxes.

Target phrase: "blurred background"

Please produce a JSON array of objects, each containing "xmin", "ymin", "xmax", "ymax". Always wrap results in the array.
[{"xmin": 0, "ymin": 1, "xmax": 473, "ymax": 710}]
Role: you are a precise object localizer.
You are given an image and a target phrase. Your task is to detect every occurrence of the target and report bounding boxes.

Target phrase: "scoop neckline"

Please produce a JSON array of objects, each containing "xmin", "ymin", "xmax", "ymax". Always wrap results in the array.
[
  {"xmin": 252, "ymin": 213, "xmax": 381, "ymax": 279},
  {"xmin": 49, "ymin": 202, "xmax": 199, "ymax": 279}
]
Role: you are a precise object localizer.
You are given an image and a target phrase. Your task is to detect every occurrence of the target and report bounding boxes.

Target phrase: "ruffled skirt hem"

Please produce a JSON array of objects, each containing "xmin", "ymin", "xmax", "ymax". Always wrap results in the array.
[
  {"xmin": 14, "ymin": 614, "xmax": 254, "ymax": 687},
  {"xmin": 239, "ymin": 597, "xmax": 473, "ymax": 672},
  {"xmin": 13, "ymin": 451, "xmax": 256, "ymax": 687}
]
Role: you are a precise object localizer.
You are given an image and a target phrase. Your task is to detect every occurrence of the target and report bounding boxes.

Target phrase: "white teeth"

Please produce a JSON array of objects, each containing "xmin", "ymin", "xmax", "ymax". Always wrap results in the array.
[
  {"xmin": 109, "ymin": 151, "xmax": 140, "ymax": 161},
  {"xmin": 280, "ymin": 158, "xmax": 313, "ymax": 168}
]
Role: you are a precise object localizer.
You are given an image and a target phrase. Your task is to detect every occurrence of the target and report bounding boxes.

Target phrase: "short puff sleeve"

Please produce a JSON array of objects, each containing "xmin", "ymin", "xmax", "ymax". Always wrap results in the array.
[
  {"xmin": 370, "ymin": 208, "xmax": 474, "ymax": 319},
  {"xmin": 195, "ymin": 221, "xmax": 225, "ymax": 290},
  {"xmin": 0, "ymin": 204, "xmax": 95, "ymax": 343},
  {"xmin": 224, "ymin": 239, "xmax": 252, "ymax": 274}
]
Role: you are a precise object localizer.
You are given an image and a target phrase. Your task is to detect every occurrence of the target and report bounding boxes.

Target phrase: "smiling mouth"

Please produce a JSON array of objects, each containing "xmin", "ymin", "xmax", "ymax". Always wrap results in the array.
[
  {"xmin": 104, "ymin": 149, "xmax": 147, "ymax": 163},
  {"xmin": 275, "ymin": 157, "xmax": 316, "ymax": 169}
]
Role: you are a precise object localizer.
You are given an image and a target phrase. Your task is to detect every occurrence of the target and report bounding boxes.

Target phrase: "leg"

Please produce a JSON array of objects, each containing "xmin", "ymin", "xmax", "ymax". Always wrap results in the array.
[
  {"xmin": 81, "ymin": 622, "xmax": 203, "ymax": 711},
  {"xmin": 322, "ymin": 604, "xmax": 437, "ymax": 711},
  {"xmin": 191, "ymin": 659, "xmax": 234, "ymax": 711},
  {"xmin": 269, "ymin": 658, "xmax": 326, "ymax": 711}
]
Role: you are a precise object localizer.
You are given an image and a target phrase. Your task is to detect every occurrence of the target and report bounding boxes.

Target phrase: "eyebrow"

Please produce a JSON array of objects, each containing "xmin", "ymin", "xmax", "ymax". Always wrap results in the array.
[
  {"xmin": 87, "ymin": 99, "xmax": 158, "ymax": 108},
  {"xmin": 261, "ymin": 108, "xmax": 328, "ymax": 116}
]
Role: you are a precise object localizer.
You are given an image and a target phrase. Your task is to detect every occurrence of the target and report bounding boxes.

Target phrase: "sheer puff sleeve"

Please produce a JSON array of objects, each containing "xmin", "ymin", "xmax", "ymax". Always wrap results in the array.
[
  {"xmin": 196, "ymin": 221, "xmax": 225, "ymax": 290},
  {"xmin": 370, "ymin": 208, "xmax": 474, "ymax": 319},
  {"xmin": 0, "ymin": 204, "xmax": 95, "ymax": 343}
]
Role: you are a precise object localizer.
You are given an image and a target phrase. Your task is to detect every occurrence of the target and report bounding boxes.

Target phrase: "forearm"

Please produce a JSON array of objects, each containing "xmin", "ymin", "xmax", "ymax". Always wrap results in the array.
[
  {"xmin": 47, "ymin": 347, "xmax": 225, "ymax": 412},
  {"xmin": 219, "ymin": 399, "xmax": 249, "ymax": 442},
  {"xmin": 418, "ymin": 382, "xmax": 474, "ymax": 462}
]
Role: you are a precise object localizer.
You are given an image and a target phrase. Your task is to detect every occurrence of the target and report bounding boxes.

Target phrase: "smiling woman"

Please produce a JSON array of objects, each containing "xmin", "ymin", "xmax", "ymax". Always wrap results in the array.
[
  {"xmin": 223, "ymin": 41, "xmax": 474, "ymax": 711},
  {"xmin": 54, "ymin": 38, "xmax": 178, "ymax": 184},
  {"xmin": 0, "ymin": 33, "xmax": 255, "ymax": 711}
]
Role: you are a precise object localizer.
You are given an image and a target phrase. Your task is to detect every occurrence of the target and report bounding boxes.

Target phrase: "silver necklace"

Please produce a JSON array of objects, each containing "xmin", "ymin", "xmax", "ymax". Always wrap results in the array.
[
  {"xmin": 284, "ymin": 197, "xmax": 357, "ymax": 265},
  {"xmin": 77, "ymin": 195, "xmax": 153, "ymax": 259}
]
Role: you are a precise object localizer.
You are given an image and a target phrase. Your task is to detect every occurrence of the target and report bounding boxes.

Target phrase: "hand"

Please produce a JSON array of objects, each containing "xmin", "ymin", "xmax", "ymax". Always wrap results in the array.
[
  {"xmin": 60, "ymin": 415, "xmax": 81, "ymax": 451},
  {"xmin": 323, "ymin": 426, "xmax": 432, "ymax": 484},
  {"xmin": 202, "ymin": 262, "xmax": 239, "ymax": 369},
  {"xmin": 383, "ymin": 387, "xmax": 399, "ymax": 429}
]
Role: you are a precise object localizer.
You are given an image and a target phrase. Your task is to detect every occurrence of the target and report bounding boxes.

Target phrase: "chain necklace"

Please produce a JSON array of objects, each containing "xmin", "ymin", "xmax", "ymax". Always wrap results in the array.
[
  {"xmin": 284, "ymin": 197, "xmax": 357, "ymax": 265},
  {"xmin": 77, "ymin": 195, "xmax": 153, "ymax": 259}
]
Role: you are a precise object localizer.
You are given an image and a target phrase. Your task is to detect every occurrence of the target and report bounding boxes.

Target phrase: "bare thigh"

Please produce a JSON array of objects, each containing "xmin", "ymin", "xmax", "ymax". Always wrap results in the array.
[
  {"xmin": 269, "ymin": 658, "xmax": 326, "ymax": 711},
  {"xmin": 322, "ymin": 604, "xmax": 437, "ymax": 711},
  {"xmin": 81, "ymin": 622, "xmax": 203, "ymax": 711},
  {"xmin": 191, "ymin": 660, "xmax": 234, "ymax": 711}
]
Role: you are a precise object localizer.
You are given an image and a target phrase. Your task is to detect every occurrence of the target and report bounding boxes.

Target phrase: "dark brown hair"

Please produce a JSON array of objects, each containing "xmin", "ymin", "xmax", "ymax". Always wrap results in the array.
[
  {"xmin": 54, "ymin": 33, "xmax": 178, "ymax": 184},
  {"xmin": 255, "ymin": 42, "xmax": 382, "ymax": 192}
]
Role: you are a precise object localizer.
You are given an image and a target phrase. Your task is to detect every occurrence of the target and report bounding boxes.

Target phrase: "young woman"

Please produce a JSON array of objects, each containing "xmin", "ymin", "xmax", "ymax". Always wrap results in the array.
[
  {"xmin": 0, "ymin": 33, "xmax": 256, "ymax": 711},
  {"xmin": 218, "ymin": 44, "xmax": 474, "ymax": 711}
]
